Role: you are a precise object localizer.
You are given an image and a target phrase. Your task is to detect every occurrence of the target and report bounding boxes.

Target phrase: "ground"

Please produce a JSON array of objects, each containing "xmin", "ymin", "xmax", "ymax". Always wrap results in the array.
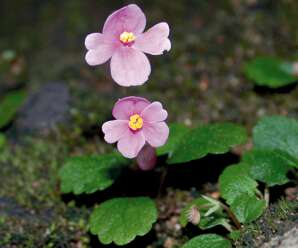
[{"xmin": 0, "ymin": 0, "xmax": 297, "ymax": 247}]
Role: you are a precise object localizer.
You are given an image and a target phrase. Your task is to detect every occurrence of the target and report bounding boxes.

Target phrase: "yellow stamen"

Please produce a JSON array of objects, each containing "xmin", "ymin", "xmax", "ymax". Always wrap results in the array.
[
  {"xmin": 120, "ymin": 31, "xmax": 136, "ymax": 43},
  {"xmin": 129, "ymin": 114, "xmax": 143, "ymax": 131}
]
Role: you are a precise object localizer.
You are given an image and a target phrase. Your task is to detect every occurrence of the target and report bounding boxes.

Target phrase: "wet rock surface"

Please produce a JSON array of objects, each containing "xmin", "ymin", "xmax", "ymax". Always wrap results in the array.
[
  {"xmin": 14, "ymin": 82, "xmax": 70, "ymax": 134},
  {"xmin": 0, "ymin": 197, "xmax": 33, "ymax": 219},
  {"xmin": 238, "ymin": 199, "xmax": 298, "ymax": 248},
  {"xmin": 263, "ymin": 227, "xmax": 298, "ymax": 248}
]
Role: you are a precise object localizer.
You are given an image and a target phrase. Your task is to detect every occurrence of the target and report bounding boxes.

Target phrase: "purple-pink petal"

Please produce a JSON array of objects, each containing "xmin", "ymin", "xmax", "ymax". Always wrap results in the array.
[
  {"xmin": 162, "ymin": 38, "xmax": 171, "ymax": 52},
  {"xmin": 101, "ymin": 96, "xmax": 169, "ymax": 159},
  {"xmin": 110, "ymin": 47, "xmax": 151, "ymax": 86},
  {"xmin": 141, "ymin": 102, "xmax": 168, "ymax": 123},
  {"xmin": 85, "ymin": 44, "xmax": 115, "ymax": 66},
  {"xmin": 134, "ymin": 22, "xmax": 171, "ymax": 55},
  {"xmin": 102, "ymin": 120, "xmax": 129, "ymax": 143},
  {"xmin": 85, "ymin": 33, "xmax": 105, "ymax": 50},
  {"xmin": 143, "ymin": 122, "xmax": 169, "ymax": 147},
  {"xmin": 117, "ymin": 130, "xmax": 145, "ymax": 158},
  {"xmin": 103, "ymin": 4, "xmax": 146, "ymax": 37},
  {"xmin": 112, "ymin": 96, "xmax": 150, "ymax": 120}
]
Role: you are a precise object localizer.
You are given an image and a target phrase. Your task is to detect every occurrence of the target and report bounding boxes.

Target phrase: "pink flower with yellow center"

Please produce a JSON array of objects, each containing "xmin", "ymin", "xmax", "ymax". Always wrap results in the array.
[
  {"xmin": 85, "ymin": 4, "xmax": 171, "ymax": 86},
  {"xmin": 102, "ymin": 96, "xmax": 169, "ymax": 160}
]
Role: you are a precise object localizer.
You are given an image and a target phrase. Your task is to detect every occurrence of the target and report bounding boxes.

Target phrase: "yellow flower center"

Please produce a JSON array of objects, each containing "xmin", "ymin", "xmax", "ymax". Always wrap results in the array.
[
  {"xmin": 129, "ymin": 114, "xmax": 143, "ymax": 131},
  {"xmin": 120, "ymin": 31, "xmax": 136, "ymax": 44}
]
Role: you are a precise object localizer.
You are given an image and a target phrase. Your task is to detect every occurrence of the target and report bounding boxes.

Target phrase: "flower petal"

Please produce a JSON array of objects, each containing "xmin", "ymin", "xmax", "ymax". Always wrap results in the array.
[
  {"xmin": 136, "ymin": 145, "xmax": 157, "ymax": 171},
  {"xmin": 85, "ymin": 45, "xmax": 114, "ymax": 66},
  {"xmin": 134, "ymin": 22, "xmax": 171, "ymax": 55},
  {"xmin": 143, "ymin": 122, "xmax": 169, "ymax": 147},
  {"xmin": 103, "ymin": 4, "xmax": 146, "ymax": 37},
  {"xmin": 85, "ymin": 33, "xmax": 104, "ymax": 50},
  {"xmin": 102, "ymin": 120, "xmax": 129, "ymax": 143},
  {"xmin": 117, "ymin": 130, "xmax": 145, "ymax": 158},
  {"xmin": 141, "ymin": 102, "xmax": 168, "ymax": 123},
  {"xmin": 112, "ymin": 96, "xmax": 150, "ymax": 120},
  {"xmin": 162, "ymin": 38, "xmax": 171, "ymax": 52},
  {"xmin": 110, "ymin": 47, "xmax": 151, "ymax": 86}
]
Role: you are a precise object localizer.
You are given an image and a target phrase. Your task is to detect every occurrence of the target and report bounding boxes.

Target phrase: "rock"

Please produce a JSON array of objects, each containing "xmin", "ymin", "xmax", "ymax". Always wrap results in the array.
[
  {"xmin": 262, "ymin": 227, "xmax": 298, "ymax": 248},
  {"xmin": 238, "ymin": 199, "xmax": 298, "ymax": 248},
  {"xmin": 0, "ymin": 197, "xmax": 32, "ymax": 219},
  {"xmin": 14, "ymin": 82, "xmax": 70, "ymax": 134}
]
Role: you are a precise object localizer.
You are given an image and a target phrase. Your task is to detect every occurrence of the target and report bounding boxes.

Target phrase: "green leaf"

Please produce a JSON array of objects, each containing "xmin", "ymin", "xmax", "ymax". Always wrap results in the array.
[
  {"xmin": 228, "ymin": 230, "xmax": 241, "ymax": 241},
  {"xmin": 168, "ymin": 123, "xmax": 247, "ymax": 164},
  {"xmin": 243, "ymin": 149, "xmax": 294, "ymax": 186},
  {"xmin": 230, "ymin": 194, "xmax": 266, "ymax": 224},
  {"xmin": 0, "ymin": 90, "xmax": 26, "ymax": 128},
  {"xmin": 157, "ymin": 123, "xmax": 189, "ymax": 156},
  {"xmin": 253, "ymin": 116, "xmax": 298, "ymax": 166},
  {"xmin": 199, "ymin": 216, "xmax": 230, "ymax": 230},
  {"xmin": 59, "ymin": 153, "xmax": 129, "ymax": 194},
  {"xmin": 0, "ymin": 133, "xmax": 6, "ymax": 149},
  {"xmin": 219, "ymin": 163, "xmax": 258, "ymax": 205},
  {"xmin": 182, "ymin": 234, "xmax": 231, "ymax": 248},
  {"xmin": 89, "ymin": 197, "xmax": 157, "ymax": 245},
  {"xmin": 180, "ymin": 197, "xmax": 230, "ymax": 230},
  {"xmin": 244, "ymin": 57, "xmax": 297, "ymax": 88}
]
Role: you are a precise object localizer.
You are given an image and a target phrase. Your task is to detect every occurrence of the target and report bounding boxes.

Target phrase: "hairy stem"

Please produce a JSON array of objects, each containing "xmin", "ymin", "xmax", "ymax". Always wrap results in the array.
[
  {"xmin": 220, "ymin": 203, "xmax": 242, "ymax": 229},
  {"xmin": 157, "ymin": 166, "xmax": 168, "ymax": 198},
  {"xmin": 264, "ymin": 186, "xmax": 270, "ymax": 207},
  {"xmin": 256, "ymin": 189, "xmax": 264, "ymax": 199},
  {"xmin": 222, "ymin": 221, "xmax": 234, "ymax": 232}
]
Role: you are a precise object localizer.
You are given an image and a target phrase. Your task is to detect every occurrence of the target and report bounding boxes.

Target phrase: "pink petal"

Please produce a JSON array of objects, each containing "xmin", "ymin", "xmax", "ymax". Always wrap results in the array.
[
  {"xmin": 141, "ymin": 102, "xmax": 168, "ymax": 123},
  {"xmin": 143, "ymin": 122, "xmax": 169, "ymax": 147},
  {"xmin": 103, "ymin": 4, "xmax": 146, "ymax": 37},
  {"xmin": 136, "ymin": 145, "xmax": 157, "ymax": 171},
  {"xmin": 85, "ymin": 46, "xmax": 115, "ymax": 66},
  {"xmin": 110, "ymin": 47, "xmax": 151, "ymax": 86},
  {"xmin": 102, "ymin": 120, "xmax": 128, "ymax": 143},
  {"xmin": 134, "ymin": 22, "xmax": 171, "ymax": 55},
  {"xmin": 85, "ymin": 33, "xmax": 105, "ymax": 50},
  {"xmin": 112, "ymin": 96, "xmax": 150, "ymax": 120},
  {"xmin": 117, "ymin": 130, "xmax": 145, "ymax": 158},
  {"xmin": 162, "ymin": 38, "xmax": 171, "ymax": 52}
]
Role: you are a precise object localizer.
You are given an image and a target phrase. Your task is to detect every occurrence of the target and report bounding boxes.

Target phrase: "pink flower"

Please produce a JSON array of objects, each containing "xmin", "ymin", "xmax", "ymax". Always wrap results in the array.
[
  {"xmin": 102, "ymin": 96, "xmax": 169, "ymax": 159},
  {"xmin": 85, "ymin": 4, "xmax": 171, "ymax": 86}
]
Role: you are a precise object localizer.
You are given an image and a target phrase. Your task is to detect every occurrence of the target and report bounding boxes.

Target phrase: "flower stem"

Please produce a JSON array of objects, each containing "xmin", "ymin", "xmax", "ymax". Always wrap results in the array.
[
  {"xmin": 157, "ymin": 166, "xmax": 168, "ymax": 198},
  {"xmin": 264, "ymin": 186, "xmax": 270, "ymax": 207},
  {"xmin": 220, "ymin": 203, "xmax": 242, "ymax": 229},
  {"xmin": 222, "ymin": 221, "xmax": 234, "ymax": 232},
  {"xmin": 256, "ymin": 189, "xmax": 264, "ymax": 199}
]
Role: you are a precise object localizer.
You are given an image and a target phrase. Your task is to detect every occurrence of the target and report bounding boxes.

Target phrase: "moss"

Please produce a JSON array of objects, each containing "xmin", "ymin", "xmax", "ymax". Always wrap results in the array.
[
  {"xmin": 235, "ymin": 198, "xmax": 298, "ymax": 248},
  {"xmin": 0, "ymin": 138, "xmax": 90, "ymax": 247}
]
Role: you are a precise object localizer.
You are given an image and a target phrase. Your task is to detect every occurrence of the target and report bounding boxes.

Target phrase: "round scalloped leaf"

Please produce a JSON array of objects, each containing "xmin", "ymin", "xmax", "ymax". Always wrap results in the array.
[
  {"xmin": 89, "ymin": 197, "xmax": 157, "ymax": 245},
  {"xmin": 182, "ymin": 234, "xmax": 231, "ymax": 248},
  {"xmin": 59, "ymin": 153, "xmax": 129, "ymax": 194},
  {"xmin": 0, "ymin": 90, "xmax": 26, "ymax": 128},
  {"xmin": 253, "ymin": 116, "xmax": 298, "ymax": 166},
  {"xmin": 157, "ymin": 123, "xmax": 189, "ymax": 156},
  {"xmin": 168, "ymin": 123, "xmax": 247, "ymax": 164},
  {"xmin": 244, "ymin": 57, "xmax": 297, "ymax": 88},
  {"xmin": 230, "ymin": 194, "xmax": 266, "ymax": 224},
  {"xmin": 219, "ymin": 163, "xmax": 257, "ymax": 205},
  {"xmin": 243, "ymin": 149, "xmax": 294, "ymax": 186}
]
